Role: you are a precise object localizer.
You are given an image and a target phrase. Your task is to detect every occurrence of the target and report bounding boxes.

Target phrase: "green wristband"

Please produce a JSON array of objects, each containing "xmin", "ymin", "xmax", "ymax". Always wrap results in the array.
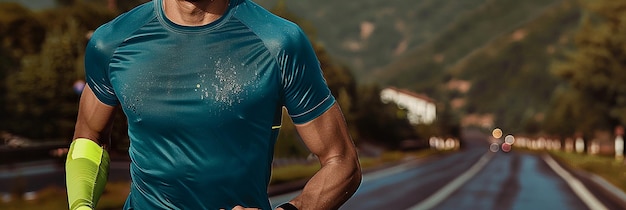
[{"xmin": 66, "ymin": 138, "xmax": 109, "ymax": 210}]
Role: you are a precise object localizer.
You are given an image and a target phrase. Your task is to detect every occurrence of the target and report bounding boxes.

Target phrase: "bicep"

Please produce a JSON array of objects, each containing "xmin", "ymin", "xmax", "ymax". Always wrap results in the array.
[
  {"xmin": 295, "ymin": 103, "xmax": 356, "ymax": 163},
  {"xmin": 73, "ymin": 84, "xmax": 117, "ymax": 145}
]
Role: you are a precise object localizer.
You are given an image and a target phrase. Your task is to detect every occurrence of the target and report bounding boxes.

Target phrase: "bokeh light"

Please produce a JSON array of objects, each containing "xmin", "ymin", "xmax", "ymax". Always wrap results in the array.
[
  {"xmin": 492, "ymin": 128, "xmax": 503, "ymax": 139},
  {"xmin": 501, "ymin": 143, "xmax": 512, "ymax": 153},
  {"xmin": 489, "ymin": 143, "xmax": 500, "ymax": 153},
  {"xmin": 73, "ymin": 80, "xmax": 86, "ymax": 95},
  {"xmin": 504, "ymin": 135, "xmax": 515, "ymax": 145}
]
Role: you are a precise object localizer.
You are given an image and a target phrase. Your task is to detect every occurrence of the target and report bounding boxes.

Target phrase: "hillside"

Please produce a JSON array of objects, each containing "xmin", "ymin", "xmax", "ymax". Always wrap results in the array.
[
  {"xmin": 369, "ymin": 0, "xmax": 564, "ymax": 85},
  {"xmin": 253, "ymin": 0, "xmax": 492, "ymax": 81},
  {"xmin": 452, "ymin": 0, "xmax": 581, "ymax": 132},
  {"xmin": 375, "ymin": 0, "xmax": 582, "ymax": 133},
  {"xmin": 5, "ymin": 0, "xmax": 566, "ymax": 84}
]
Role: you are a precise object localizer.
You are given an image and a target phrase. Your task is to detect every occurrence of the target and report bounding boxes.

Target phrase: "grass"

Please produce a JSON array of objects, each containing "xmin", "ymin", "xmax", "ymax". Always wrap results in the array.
[
  {"xmin": 0, "ymin": 149, "xmax": 452, "ymax": 209},
  {"xmin": 548, "ymin": 150, "xmax": 626, "ymax": 193},
  {"xmin": 270, "ymin": 163, "xmax": 321, "ymax": 185}
]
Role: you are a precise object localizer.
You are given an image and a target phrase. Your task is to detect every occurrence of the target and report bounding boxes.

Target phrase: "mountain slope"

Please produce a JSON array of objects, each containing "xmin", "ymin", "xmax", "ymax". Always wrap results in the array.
[
  {"xmin": 453, "ymin": 0, "xmax": 581, "ymax": 132},
  {"xmin": 253, "ymin": 0, "xmax": 492, "ymax": 80},
  {"xmin": 368, "ymin": 0, "xmax": 564, "ymax": 86},
  {"xmin": 255, "ymin": 0, "xmax": 583, "ymax": 133},
  {"xmin": 375, "ymin": 0, "xmax": 581, "ymax": 132}
]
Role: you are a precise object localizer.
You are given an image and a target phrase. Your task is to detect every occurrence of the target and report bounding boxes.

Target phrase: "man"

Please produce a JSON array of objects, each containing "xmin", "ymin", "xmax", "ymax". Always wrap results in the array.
[{"xmin": 65, "ymin": 0, "xmax": 362, "ymax": 209}]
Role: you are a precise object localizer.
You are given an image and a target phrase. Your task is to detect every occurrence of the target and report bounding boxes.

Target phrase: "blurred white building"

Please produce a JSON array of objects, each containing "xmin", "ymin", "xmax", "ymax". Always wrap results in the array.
[{"xmin": 380, "ymin": 87, "xmax": 436, "ymax": 125}]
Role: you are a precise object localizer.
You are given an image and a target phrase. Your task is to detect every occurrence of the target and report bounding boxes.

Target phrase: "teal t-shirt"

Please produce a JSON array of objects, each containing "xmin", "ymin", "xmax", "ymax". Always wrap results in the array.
[{"xmin": 84, "ymin": 0, "xmax": 335, "ymax": 209}]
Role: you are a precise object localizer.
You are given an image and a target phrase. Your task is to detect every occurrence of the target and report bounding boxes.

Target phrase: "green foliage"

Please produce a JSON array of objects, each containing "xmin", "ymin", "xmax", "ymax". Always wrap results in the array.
[
  {"xmin": 543, "ymin": 85, "xmax": 584, "ymax": 136},
  {"xmin": 353, "ymin": 85, "xmax": 418, "ymax": 149},
  {"xmin": 254, "ymin": 0, "xmax": 493, "ymax": 80},
  {"xmin": 546, "ymin": 0, "xmax": 626, "ymax": 135},
  {"xmin": 5, "ymin": 25, "xmax": 81, "ymax": 138},
  {"xmin": 1, "ymin": 1, "xmax": 115, "ymax": 140},
  {"xmin": 363, "ymin": 0, "xmax": 581, "ymax": 135},
  {"xmin": 0, "ymin": 3, "xmax": 46, "ymax": 58},
  {"xmin": 0, "ymin": 3, "xmax": 47, "ymax": 126},
  {"xmin": 434, "ymin": 99, "xmax": 461, "ymax": 138},
  {"xmin": 368, "ymin": 0, "xmax": 561, "ymax": 86},
  {"xmin": 454, "ymin": 0, "xmax": 580, "ymax": 134}
]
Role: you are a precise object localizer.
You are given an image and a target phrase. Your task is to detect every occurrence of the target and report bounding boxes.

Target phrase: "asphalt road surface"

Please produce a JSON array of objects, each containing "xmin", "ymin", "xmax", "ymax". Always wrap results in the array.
[
  {"xmin": 270, "ymin": 132, "xmax": 626, "ymax": 209},
  {"xmin": 2, "ymin": 132, "xmax": 626, "ymax": 209}
]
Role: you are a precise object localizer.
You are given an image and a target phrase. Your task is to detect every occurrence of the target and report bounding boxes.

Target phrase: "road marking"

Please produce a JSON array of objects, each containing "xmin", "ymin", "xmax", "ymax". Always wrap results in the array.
[
  {"xmin": 588, "ymin": 173, "xmax": 626, "ymax": 205},
  {"xmin": 542, "ymin": 155, "xmax": 608, "ymax": 210},
  {"xmin": 362, "ymin": 160, "xmax": 421, "ymax": 182},
  {"xmin": 408, "ymin": 152, "xmax": 494, "ymax": 210}
]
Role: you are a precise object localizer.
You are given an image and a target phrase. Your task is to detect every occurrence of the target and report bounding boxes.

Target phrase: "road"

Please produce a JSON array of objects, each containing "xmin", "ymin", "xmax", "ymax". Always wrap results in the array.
[
  {"xmin": 2, "ymin": 132, "xmax": 626, "ymax": 209},
  {"xmin": 270, "ymin": 133, "xmax": 626, "ymax": 209}
]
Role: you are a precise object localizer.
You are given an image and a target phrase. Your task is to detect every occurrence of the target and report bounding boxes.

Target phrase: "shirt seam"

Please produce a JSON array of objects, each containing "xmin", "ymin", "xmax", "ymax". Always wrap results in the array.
[{"xmin": 289, "ymin": 94, "xmax": 332, "ymax": 118}]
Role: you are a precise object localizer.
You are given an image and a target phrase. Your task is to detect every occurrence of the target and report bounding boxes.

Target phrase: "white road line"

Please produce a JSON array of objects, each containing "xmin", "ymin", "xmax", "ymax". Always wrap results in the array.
[
  {"xmin": 408, "ymin": 152, "xmax": 494, "ymax": 210},
  {"xmin": 542, "ymin": 155, "xmax": 608, "ymax": 210},
  {"xmin": 588, "ymin": 174, "xmax": 626, "ymax": 205},
  {"xmin": 362, "ymin": 160, "xmax": 420, "ymax": 182}
]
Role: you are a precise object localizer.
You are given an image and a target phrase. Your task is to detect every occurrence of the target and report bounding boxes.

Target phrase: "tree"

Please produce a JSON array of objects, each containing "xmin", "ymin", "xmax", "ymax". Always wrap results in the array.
[
  {"xmin": 5, "ymin": 18, "xmax": 86, "ymax": 139},
  {"xmin": 547, "ymin": 0, "xmax": 626, "ymax": 135},
  {"xmin": 1, "ymin": 2, "xmax": 115, "ymax": 140},
  {"xmin": 353, "ymin": 85, "xmax": 417, "ymax": 149},
  {"xmin": 1, "ymin": 3, "xmax": 47, "ymax": 135}
]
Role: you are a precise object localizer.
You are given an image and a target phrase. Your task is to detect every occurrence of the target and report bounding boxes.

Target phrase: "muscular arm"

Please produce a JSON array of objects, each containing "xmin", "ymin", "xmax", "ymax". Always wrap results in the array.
[
  {"xmin": 66, "ymin": 85, "xmax": 117, "ymax": 210},
  {"xmin": 286, "ymin": 103, "xmax": 362, "ymax": 210},
  {"xmin": 73, "ymin": 85, "xmax": 117, "ymax": 145}
]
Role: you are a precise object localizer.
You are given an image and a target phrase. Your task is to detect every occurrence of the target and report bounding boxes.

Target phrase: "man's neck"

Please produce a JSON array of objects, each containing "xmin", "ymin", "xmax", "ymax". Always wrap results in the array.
[{"xmin": 163, "ymin": 0, "xmax": 229, "ymax": 26}]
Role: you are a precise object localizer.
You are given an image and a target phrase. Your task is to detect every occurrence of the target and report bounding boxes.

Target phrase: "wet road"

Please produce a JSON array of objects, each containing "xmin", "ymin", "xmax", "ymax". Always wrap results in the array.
[
  {"xmin": 2, "ymin": 133, "xmax": 626, "ymax": 209},
  {"xmin": 270, "ymin": 133, "xmax": 626, "ymax": 209}
]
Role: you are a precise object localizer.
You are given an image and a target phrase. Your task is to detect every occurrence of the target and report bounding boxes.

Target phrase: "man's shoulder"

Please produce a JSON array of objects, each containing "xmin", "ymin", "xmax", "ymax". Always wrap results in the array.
[
  {"xmin": 233, "ymin": 0, "xmax": 309, "ymax": 55},
  {"xmin": 233, "ymin": 0, "xmax": 303, "ymax": 38},
  {"xmin": 90, "ymin": 1, "xmax": 156, "ymax": 45},
  {"xmin": 86, "ymin": 1, "xmax": 156, "ymax": 58}
]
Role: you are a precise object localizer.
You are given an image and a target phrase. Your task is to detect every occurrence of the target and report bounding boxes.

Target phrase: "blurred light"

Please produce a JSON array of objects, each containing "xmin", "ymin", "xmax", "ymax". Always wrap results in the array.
[
  {"xmin": 445, "ymin": 138, "xmax": 455, "ymax": 149},
  {"xmin": 537, "ymin": 137, "xmax": 546, "ymax": 150},
  {"xmin": 436, "ymin": 138, "xmax": 445, "ymax": 150},
  {"xmin": 492, "ymin": 128, "xmax": 503, "ymax": 139},
  {"xmin": 429, "ymin": 137, "xmax": 437, "ymax": 149},
  {"xmin": 489, "ymin": 143, "xmax": 500, "ymax": 153},
  {"xmin": 501, "ymin": 143, "xmax": 512, "ymax": 153},
  {"xmin": 23, "ymin": 192, "xmax": 36, "ymax": 201},
  {"xmin": 73, "ymin": 80, "xmax": 86, "ymax": 95},
  {"xmin": 2, "ymin": 193, "xmax": 10, "ymax": 203},
  {"xmin": 504, "ymin": 135, "xmax": 515, "ymax": 145}
]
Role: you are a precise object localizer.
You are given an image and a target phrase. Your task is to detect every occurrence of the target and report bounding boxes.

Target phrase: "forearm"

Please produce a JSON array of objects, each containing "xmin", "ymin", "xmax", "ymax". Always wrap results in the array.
[
  {"xmin": 289, "ymin": 155, "xmax": 361, "ymax": 210},
  {"xmin": 288, "ymin": 104, "xmax": 362, "ymax": 209},
  {"xmin": 66, "ymin": 139, "xmax": 110, "ymax": 210}
]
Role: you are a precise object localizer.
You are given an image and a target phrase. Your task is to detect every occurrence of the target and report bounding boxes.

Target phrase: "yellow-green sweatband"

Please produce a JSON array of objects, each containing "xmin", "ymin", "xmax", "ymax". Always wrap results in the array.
[{"xmin": 66, "ymin": 138, "xmax": 110, "ymax": 210}]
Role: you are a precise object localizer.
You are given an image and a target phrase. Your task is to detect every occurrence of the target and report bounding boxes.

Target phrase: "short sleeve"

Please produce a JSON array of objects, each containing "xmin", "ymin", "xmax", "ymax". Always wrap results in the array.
[
  {"xmin": 279, "ymin": 28, "xmax": 335, "ymax": 124},
  {"xmin": 84, "ymin": 26, "xmax": 119, "ymax": 106}
]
